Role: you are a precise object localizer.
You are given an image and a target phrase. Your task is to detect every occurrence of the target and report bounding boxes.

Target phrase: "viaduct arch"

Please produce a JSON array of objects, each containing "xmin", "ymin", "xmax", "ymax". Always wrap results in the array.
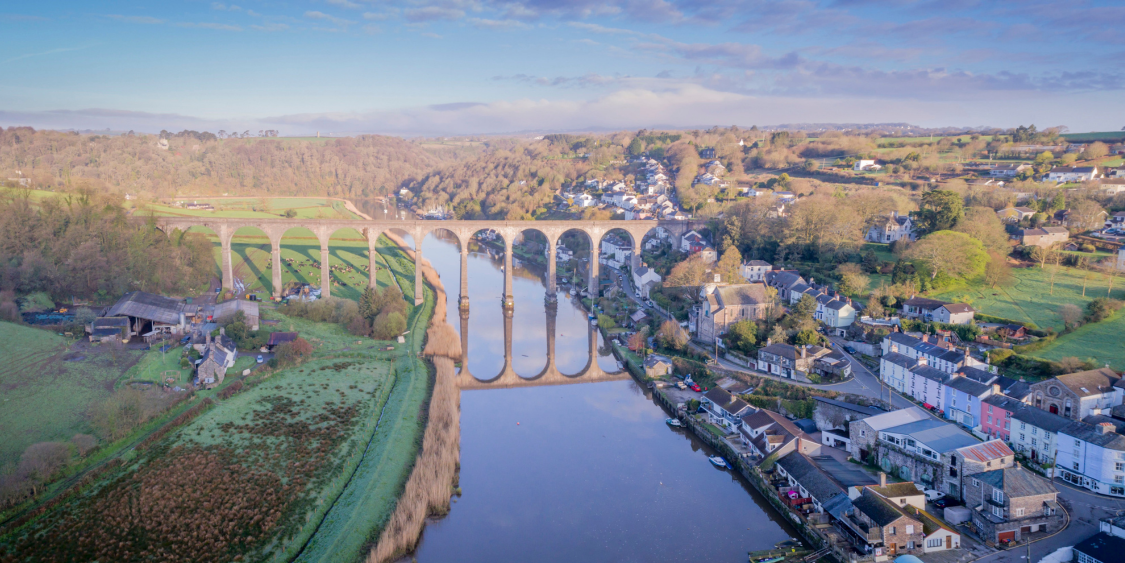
[{"xmin": 155, "ymin": 218, "xmax": 703, "ymax": 307}]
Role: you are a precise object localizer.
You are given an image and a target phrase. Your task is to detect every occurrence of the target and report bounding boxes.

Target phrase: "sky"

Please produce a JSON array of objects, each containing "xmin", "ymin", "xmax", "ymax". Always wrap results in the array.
[{"xmin": 1, "ymin": 0, "xmax": 1123, "ymax": 136}]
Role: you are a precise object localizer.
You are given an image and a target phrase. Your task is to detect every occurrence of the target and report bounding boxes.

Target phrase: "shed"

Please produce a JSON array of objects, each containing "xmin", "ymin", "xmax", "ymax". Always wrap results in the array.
[{"xmin": 267, "ymin": 332, "xmax": 299, "ymax": 350}]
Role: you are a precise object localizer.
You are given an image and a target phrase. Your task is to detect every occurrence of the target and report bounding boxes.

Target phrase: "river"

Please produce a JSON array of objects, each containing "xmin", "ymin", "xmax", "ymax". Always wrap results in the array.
[{"xmin": 395, "ymin": 231, "xmax": 798, "ymax": 562}]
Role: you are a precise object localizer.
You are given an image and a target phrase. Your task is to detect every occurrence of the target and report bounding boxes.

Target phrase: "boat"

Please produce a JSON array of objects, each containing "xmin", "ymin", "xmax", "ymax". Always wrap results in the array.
[
  {"xmin": 749, "ymin": 556, "xmax": 784, "ymax": 563},
  {"xmin": 709, "ymin": 455, "xmax": 729, "ymax": 468},
  {"xmin": 569, "ymin": 287, "xmax": 576, "ymax": 296},
  {"xmin": 666, "ymin": 418, "xmax": 683, "ymax": 427}
]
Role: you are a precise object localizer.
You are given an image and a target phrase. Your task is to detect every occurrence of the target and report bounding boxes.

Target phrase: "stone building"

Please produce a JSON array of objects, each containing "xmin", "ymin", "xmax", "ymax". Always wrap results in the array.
[
  {"xmin": 964, "ymin": 465, "xmax": 1063, "ymax": 543},
  {"xmin": 874, "ymin": 418, "xmax": 978, "ymax": 490},
  {"xmin": 757, "ymin": 342, "xmax": 832, "ymax": 380},
  {"xmin": 1028, "ymin": 368, "xmax": 1123, "ymax": 420},
  {"xmin": 695, "ymin": 283, "xmax": 769, "ymax": 344},
  {"xmin": 813, "ymin": 397, "xmax": 883, "ymax": 434},
  {"xmin": 848, "ymin": 406, "xmax": 930, "ymax": 462},
  {"xmin": 947, "ymin": 440, "xmax": 1015, "ymax": 501},
  {"xmin": 841, "ymin": 488, "xmax": 926, "ymax": 557}
]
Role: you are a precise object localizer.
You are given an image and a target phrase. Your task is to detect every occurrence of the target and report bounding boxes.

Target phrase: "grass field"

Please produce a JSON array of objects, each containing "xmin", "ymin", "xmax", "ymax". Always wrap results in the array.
[
  {"xmin": 1035, "ymin": 312, "xmax": 1125, "ymax": 369},
  {"xmin": 931, "ymin": 265, "xmax": 1125, "ymax": 331},
  {"xmin": 139, "ymin": 197, "xmax": 359, "ymax": 220},
  {"xmin": 0, "ymin": 323, "xmax": 147, "ymax": 467},
  {"xmin": 1060, "ymin": 132, "xmax": 1125, "ymax": 143}
]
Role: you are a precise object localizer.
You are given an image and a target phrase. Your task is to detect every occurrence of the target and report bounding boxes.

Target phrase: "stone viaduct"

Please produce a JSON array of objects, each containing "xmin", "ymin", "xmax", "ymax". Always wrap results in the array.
[{"xmin": 154, "ymin": 217, "xmax": 703, "ymax": 307}]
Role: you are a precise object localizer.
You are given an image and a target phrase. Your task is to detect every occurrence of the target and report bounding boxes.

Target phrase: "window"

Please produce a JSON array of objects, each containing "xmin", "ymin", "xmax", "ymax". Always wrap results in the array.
[
  {"xmin": 861, "ymin": 430, "xmax": 866, "ymax": 437},
  {"xmin": 971, "ymin": 478, "xmax": 980, "ymax": 487},
  {"xmin": 1005, "ymin": 421, "xmax": 1010, "ymax": 429},
  {"xmin": 987, "ymin": 416, "xmax": 992, "ymax": 425},
  {"xmin": 1031, "ymin": 438, "xmax": 1037, "ymax": 447},
  {"xmin": 992, "ymin": 505, "xmax": 1003, "ymax": 518},
  {"xmin": 988, "ymin": 405, "xmax": 993, "ymax": 413},
  {"xmin": 993, "ymin": 490, "xmax": 1004, "ymax": 503},
  {"xmin": 890, "ymin": 526, "xmax": 896, "ymax": 534},
  {"xmin": 1020, "ymin": 434, "xmax": 1025, "ymax": 442},
  {"xmin": 927, "ymin": 538, "xmax": 942, "ymax": 548},
  {"xmin": 1014, "ymin": 508, "xmax": 1025, "ymax": 517},
  {"xmin": 1116, "ymin": 475, "xmax": 1124, "ymax": 485},
  {"xmin": 1032, "ymin": 427, "xmax": 1038, "ymax": 436},
  {"xmin": 906, "ymin": 525, "xmax": 914, "ymax": 534},
  {"xmin": 1075, "ymin": 439, "xmax": 1081, "ymax": 446},
  {"xmin": 1020, "ymin": 421, "xmax": 1026, "ymax": 430},
  {"xmin": 1117, "ymin": 462, "xmax": 1124, "ymax": 472},
  {"xmin": 1074, "ymin": 462, "xmax": 1080, "ymax": 471}
]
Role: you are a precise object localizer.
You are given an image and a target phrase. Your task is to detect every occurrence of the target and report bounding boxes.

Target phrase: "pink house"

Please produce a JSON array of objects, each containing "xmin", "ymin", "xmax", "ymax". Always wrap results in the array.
[{"xmin": 981, "ymin": 395, "xmax": 1024, "ymax": 441}]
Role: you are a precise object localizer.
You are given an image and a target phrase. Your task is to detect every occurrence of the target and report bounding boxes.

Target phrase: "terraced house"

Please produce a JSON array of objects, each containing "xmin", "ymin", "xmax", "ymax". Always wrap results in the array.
[
  {"xmin": 700, "ymin": 388, "xmax": 754, "ymax": 432},
  {"xmin": 1057, "ymin": 422, "xmax": 1125, "ymax": 497},
  {"xmin": 964, "ymin": 466, "xmax": 1063, "ymax": 544},
  {"xmin": 1010, "ymin": 404, "xmax": 1074, "ymax": 465}
]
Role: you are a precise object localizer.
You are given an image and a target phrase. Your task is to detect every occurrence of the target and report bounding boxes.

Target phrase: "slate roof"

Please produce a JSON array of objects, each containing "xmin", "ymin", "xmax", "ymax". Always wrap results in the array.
[
  {"xmin": 914, "ymin": 364, "xmax": 954, "ymax": 384},
  {"xmin": 92, "ymin": 316, "xmax": 129, "ymax": 328},
  {"xmin": 1012, "ymin": 405, "xmax": 1075, "ymax": 434},
  {"xmin": 885, "ymin": 419, "xmax": 979, "ymax": 453},
  {"xmin": 776, "ymin": 452, "xmax": 845, "ymax": 503},
  {"xmin": 745, "ymin": 260, "xmax": 771, "ymax": 267},
  {"xmin": 903, "ymin": 297, "xmax": 948, "ymax": 310},
  {"xmin": 267, "ymin": 332, "xmax": 299, "ymax": 346},
  {"xmin": 975, "ymin": 466, "xmax": 1056, "ymax": 497},
  {"xmin": 982, "ymin": 394, "xmax": 1025, "ymax": 413},
  {"xmin": 882, "ymin": 351, "xmax": 917, "ymax": 369},
  {"xmin": 1075, "ymin": 532, "xmax": 1125, "ymax": 563},
  {"xmin": 760, "ymin": 343, "xmax": 829, "ymax": 361},
  {"xmin": 956, "ymin": 440, "xmax": 1014, "ymax": 463},
  {"xmin": 1053, "ymin": 368, "xmax": 1121, "ymax": 398},
  {"xmin": 853, "ymin": 488, "xmax": 912, "ymax": 527},
  {"xmin": 643, "ymin": 354, "xmax": 672, "ymax": 368},
  {"xmin": 704, "ymin": 388, "xmax": 752, "ymax": 416},
  {"xmin": 941, "ymin": 303, "xmax": 975, "ymax": 314},
  {"xmin": 946, "ymin": 375, "xmax": 993, "ymax": 397},
  {"xmin": 959, "ymin": 366, "xmax": 999, "ymax": 384},
  {"xmin": 813, "ymin": 397, "xmax": 883, "ymax": 417},
  {"xmin": 867, "ymin": 482, "xmax": 923, "ymax": 499},
  {"xmin": 106, "ymin": 291, "xmax": 186, "ymax": 325},
  {"xmin": 715, "ymin": 284, "xmax": 768, "ymax": 306},
  {"xmin": 886, "ymin": 332, "xmax": 922, "ymax": 348},
  {"xmin": 826, "ymin": 299, "xmax": 852, "ymax": 311},
  {"xmin": 1082, "ymin": 415, "xmax": 1125, "ymax": 434},
  {"xmin": 1061, "ymin": 422, "xmax": 1125, "ymax": 450}
]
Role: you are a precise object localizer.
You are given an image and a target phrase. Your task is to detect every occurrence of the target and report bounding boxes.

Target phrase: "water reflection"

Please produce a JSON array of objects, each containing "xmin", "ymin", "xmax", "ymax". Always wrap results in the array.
[{"xmin": 405, "ymin": 232, "xmax": 798, "ymax": 562}]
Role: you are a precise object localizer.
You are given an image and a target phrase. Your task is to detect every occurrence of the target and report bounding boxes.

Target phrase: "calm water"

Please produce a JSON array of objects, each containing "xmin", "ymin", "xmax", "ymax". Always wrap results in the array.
[{"xmin": 401, "ymin": 232, "xmax": 797, "ymax": 562}]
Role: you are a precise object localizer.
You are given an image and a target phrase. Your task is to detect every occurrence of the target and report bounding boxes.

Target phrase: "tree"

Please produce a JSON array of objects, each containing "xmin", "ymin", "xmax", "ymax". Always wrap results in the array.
[
  {"xmin": 792, "ymin": 294, "xmax": 817, "ymax": 320},
  {"xmin": 371, "ymin": 311, "xmax": 406, "ymax": 340},
  {"xmin": 628, "ymin": 330, "xmax": 647, "ymax": 352},
  {"xmin": 793, "ymin": 329, "xmax": 820, "ymax": 346},
  {"xmin": 905, "ymin": 231, "xmax": 987, "ymax": 280},
  {"xmin": 726, "ymin": 319, "xmax": 758, "ymax": 354},
  {"xmin": 714, "ymin": 247, "xmax": 746, "ymax": 283},
  {"xmin": 274, "ymin": 337, "xmax": 314, "ymax": 365},
  {"xmin": 627, "ymin": 137, "xmax": 644, "ymax": 155},
  {"xmin": 657, "ymin": 320, "xmax": 687, "ymax": 351},
  {"xmin": 1086, "ymin": 297, "xmax": 1123, "ymax": 323},
  {"xmin": 955, "ymin": 207, "xmax": 1011, "ymax": 254},
  {"xmin": 836, "ymin": 263, "xmax": 869, "ymax": 296},
  {"xmin": 1059, "ymin": 303, "xmax": 1083, "ymax": 329},
  {"xmin": 865, "ymin": 296, "xmax": 886, "ymax": 319},
  {"xmin": 913, "ymin": 190, "xmax": 964, "ymax": 234},
  {"xmin": 1067, "ymin": 198, "xmax": 1107, "ymax": 232},
  {"xmin": 597, "ymin": 314, "xmax": 617, "ymax": 330},
  {"xmin": 1081, "ymin": 142, "xmax": 1109, "ymax": 160},
  {"xmin": 983, "ymin": 252, "xmax": 1012, "ymax": 287},
  {"xmin": 664, "ymin": 254, "xmax": 708, "ymax": 287}
]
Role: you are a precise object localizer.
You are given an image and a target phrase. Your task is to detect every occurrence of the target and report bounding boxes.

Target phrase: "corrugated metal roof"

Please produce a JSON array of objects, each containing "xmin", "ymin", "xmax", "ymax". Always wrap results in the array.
[
  {"xmin": 956, "ymin": 439, "xmax": 1013, "ymax": 462},
  {"xmin": 106, "ymin": 291, "xmax": 185, "ymax": 325}
]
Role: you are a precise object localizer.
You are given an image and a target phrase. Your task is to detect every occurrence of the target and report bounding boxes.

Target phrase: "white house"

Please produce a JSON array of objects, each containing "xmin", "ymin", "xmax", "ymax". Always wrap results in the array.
[
  {"xmin": 1047, "ymin": 166, "xmax": 1098, "ymax": 183},
  {"xmin": 1011, "ymin": 406, "xmax": 1073, "ymax": 466},
  {"xmin": 881, "ymin": 352, "xmax": 950, "ymax": 408},
  {"xmin": 1057, "ymin": 422, "xmax": 1125, "ymax": 497},
  {"xmin": 632, "ymin": 266, "xmax": 662, "ymax": 298},
  {"xmin": 865, "ymin": 212, "xmax": 914, "ymax": 243},
  {"xmin": 823, "ymin": 299, "xmax": 857, "ymax": 329},
  {"xmin": 701, "ymin": 388, "xmax": 755, "ymax": 432},
  {"xmin": 882, "ymin": 333, "xmax": 988, "ymax": 375},
  {"xmin": 854, "ymin": 160, "xmax": 876, "ymax": 171},
  {"xmin": 990, "ymin": 164, "xmax": 1030, "ymax": 178},
  {"xmin": 740, "ymin": 260, "xmax": 772, "ymax": 282},
  {"xmin": 933, "ymin": 304, "xmax": 976, "ymax": 325},
  {"xmin": 574, "ymin": 193, "xmax": 596, "ymax": 207},
  {"xmin": 601, "ymin": 238, "xmax": 632, "ymax": 264}
]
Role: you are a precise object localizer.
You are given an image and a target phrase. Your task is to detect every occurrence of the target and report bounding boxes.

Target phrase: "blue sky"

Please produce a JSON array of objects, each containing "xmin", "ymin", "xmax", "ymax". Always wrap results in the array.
[{"xmin": 1, "ymin": 0, "xmax": 1123, "ymax": 135}]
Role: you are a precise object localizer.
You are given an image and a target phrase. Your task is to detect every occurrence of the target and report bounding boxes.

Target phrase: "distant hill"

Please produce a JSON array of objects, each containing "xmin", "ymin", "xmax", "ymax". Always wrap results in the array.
[{"xmin": 1060, "ymin": 131, "xmax": 1125, "ymax": 143}]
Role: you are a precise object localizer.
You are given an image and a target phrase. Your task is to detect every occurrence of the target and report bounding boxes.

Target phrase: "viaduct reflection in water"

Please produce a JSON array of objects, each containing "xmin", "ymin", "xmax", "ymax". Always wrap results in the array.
[{"xmin": 453, "ymin": 304, "xmax": 631, "ymax": 390}]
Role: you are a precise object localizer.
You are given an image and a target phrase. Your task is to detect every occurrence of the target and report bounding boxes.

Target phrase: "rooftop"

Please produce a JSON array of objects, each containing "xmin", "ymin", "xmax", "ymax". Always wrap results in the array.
[
  {"xmin": 862, "ymin": 406, "xmax": 931, "ymax": 432},
  {"xmin": 776, "ymin": 452, "xmax": 846, "ymax": 503},
  {"xmin": 885, "ymin": 418, "xmax": 980, "ymax": 453},
  {"xmin": 977, "ymin": 466, "xmax": 1057, "ymax": 497},
  {"xmin": 956, "ymin": 440, "xmax": 1014, "ymax": 463},
  {"xmin": 1075, "ymin": 533, "xmax": 1125, "ymax": 563},
  {"xmin": 106, "ymin": 291, "xmax": 186, "ymax": 325}
]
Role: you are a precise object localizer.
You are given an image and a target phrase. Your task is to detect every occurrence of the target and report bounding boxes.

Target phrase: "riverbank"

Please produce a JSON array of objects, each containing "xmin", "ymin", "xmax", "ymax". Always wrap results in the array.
[{"xmin": 368, "ymin": 232, "xmax": 462, "ymax": 563}]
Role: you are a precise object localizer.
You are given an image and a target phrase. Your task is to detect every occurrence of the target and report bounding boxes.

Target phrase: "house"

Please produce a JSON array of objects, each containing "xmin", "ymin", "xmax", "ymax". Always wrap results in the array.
[
  {"xmin": 1057, "ymin": 421, "xmax": 1125, "ymax": 497},
  {"xmin": 996, "ymin": 207, "xmax": 1036, "ymax": 222},
  {"xmin": 865, "ymin": 212, "xmax": 915, "ymax": 243},
  {"xmin": 266, "ymin": 331, "xmax": 299, "ymax": 351},
  {"xmin": 848, "ymin": 406, "xmax": 931, "ymax": 462},
  {"xmin": 775, "ymin": 452, "xmax": 847, "ymax": 514},
  {"xmin": 1010, "ymin": 405, "xmax": 1074, "ymax": 465},
  {"xmin": 1021, "ymin": 226, "xmax": 1069, "ymax": 247},
  {"xmin": 813, "ymin": 350, "xmax": 853, "ymax": 379},
  {"xmin": 1028, "ymin": 367, "xmax": 1123, "ymax": 420},
  {"xmin": 1074, "ymin": 531, "xmax": 1125, "ymax": 563},
  {"xmin": 774, "ymin": 191, "xmax": 797, "ymax": 204},
  {"xmin": 196, "ymin": 331, "xmax": 237, "ymax": 390},
  {"xmin": 740, "ymin": 408, "xmax": 821, "ymax": 459},
  {"xmin": 981, "ymin": 395, "xmax": 1023, "ymax": 441},
  {"xmin": 695, "ymin": 284, "xmax": 770, "ymax": 344},
  {"xmin": 859, "ymin": 478, "xmax": 926, "ymax": 511},
  {"xmin": 699, "ymin": 147, "xmax": 716, "ymax": 159},
  {"xmin": 643, "ymin": 354, "xmax": 673, "ymax": 377},
  {"xmin": 882, "ymin": 333, "xmax": 988, "ymax": 375},
  {"xmin": 875, "ymin": 417, "xmax": 981, "ymax": 492},
  {"xmin": 213, "ymin": 299, "xmax": 260, "ymax": 331},
  {"xmin": 680, "ymin": 230, "xmax": 707, "ymax": 253},
  {"xmin": 900, "ymin": 297, "xmax": 950, "ymax": 321},
  {"xmin": 632, "ymin": 266, "xmax": 661, "ymax": 299},
  {"xmin": 880, "ymin": 352, "xmax": 950, "ymax": 409},
  {"xmin": 943, "ymin": 375, "xmax": 997, "ymax": 428},
  {"xmin": 837, "ymin": 487, "xmax": 925, "ymax": 556},
  {"xmin": 739, "ymin": 260, "xmax": 772, "ymax": 282},
  {"xmin": 757, "ymin": 343, "xmax": 833, "ymax": 379},
  {"xmin": 1047, "ymin": 166, "xmax": 1098, "ymax": 183},
  {"xmin": 991, "ymin": 164, "xmax": 1031, "ymax": 178},
  {"xmin": 933, "ymin": 303, "xmax": 975, "ymax": 325},
  {"xmin": 601, "ymin": 237, "xmax": 632, "ymax": 264},
  {"xmin": 104, "ymin": 291, "xmax": 192, "ymax": 339},
  {"xmin": 701, "ymin": 388, "xmax": 754, "ymax": 431},
  {"xmin": 998, "ymin": 324, "xmax": 1027, "ymax": 340},
  {"xmin": 853, "ymin": 159, "xmax": 877, "ymax": 171},
  {"xmin": 948, "ymin": 441, "xmax": 1016, "ymax": 500},
  {"xmin": 764, "ymin": 270, "xmax": 807, "ymax": 302},
  {"xmin": 574, "ymin": 193, "xmax": 596, "ymax": 207},
  {"xmin": 964, "ymin": 466, "xmax": 1063, "ymax": 544},
  {"xmin": 823, "ymin": 299, "xmax": 857, "ymax": 330}
]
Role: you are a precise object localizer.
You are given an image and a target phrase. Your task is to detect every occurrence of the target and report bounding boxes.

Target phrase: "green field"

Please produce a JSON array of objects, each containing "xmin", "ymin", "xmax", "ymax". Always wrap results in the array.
[
  {"xmin": 1060, "ymin": 131, "xmax": 1125, "ymax": 143},
  {"xmin": 931, "ymin": 265, "xmax": 1125, "ymax": 331},
  {"xmin": 140, "ymin": 197, "xmax": 359, "ymax": 220},
  {"xmin": 1035, "ymin": 312, "xmax": 1125, "ymax": 369},
  {"xmin": 0, "ymin": 324, "xmax": 145, "ymax": 467}
]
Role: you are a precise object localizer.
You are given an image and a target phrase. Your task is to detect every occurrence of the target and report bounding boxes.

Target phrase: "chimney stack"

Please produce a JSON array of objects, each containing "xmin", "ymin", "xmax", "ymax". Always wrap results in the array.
[
  {"xmin": 801, "ymin": 345, "xmax": 807, "ymax": 359},
  {"xmin": 879, "ymin": 472, "xmax": 887, "ymax": 487},
  {"xmin": 1098, "ymin": 423, "xmax": 1115, "ymax": 435}
]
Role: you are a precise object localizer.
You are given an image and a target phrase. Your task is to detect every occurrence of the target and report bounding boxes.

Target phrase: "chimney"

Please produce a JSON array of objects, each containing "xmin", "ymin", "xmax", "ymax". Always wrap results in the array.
[
  {"xmin": 219, "ymin": 327, "xmax": 225, "ymax": 336},
  {"xmin": 1098, "ymin": 422, "xmax": 1115, "ymax": 435},
  {"xmin": 891, "ymin": 344, "xmax": 899, "ymax": 354},
  {"xmin": 992, "ymin": 383, "xmax": 1001, "ymax": 394},
  {"xmin": 767, "ymin": 338, "xmax": 772, "ymax": 346},
  {"xmin": 918, "ymin": 356, "xmax": 928, "ymax": 366},
  {"xmin": 879, "ymin": 472, "xmax": 887, "ymax": 487},
  {"xmin": 801, "ymin": 345, "xmax": 807, "ymax": 359},
  {"xmin": 206, "ymin": 333, "xmax": 211, "ymax": 345}
]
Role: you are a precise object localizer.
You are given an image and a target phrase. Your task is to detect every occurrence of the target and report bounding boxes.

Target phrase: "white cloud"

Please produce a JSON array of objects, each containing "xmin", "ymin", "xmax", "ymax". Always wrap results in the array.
[
  {"xmin": 176, "ymin": 22, "xmax": 243, "ymax": 31},
  {"xmin": 404, "ymin": 7, "xmax": 465, "ymax": 22},
  {"xmin": 106, "ymin": 15, "xmax": 165, "ymax": 24},
  {"xmin": 251, "ymin": 23, "xmax": 290, "ymax": 32},
  {"xmin": 468, "ymin": 18, "xmax": 529, "ymax": 30},
  {"xmin": 324, "ymin": 0, "xmax": 362, "ymax": 9},
  {"xmin": 304, "ymin": 11, "xmax": 355, "ymax": 26}
]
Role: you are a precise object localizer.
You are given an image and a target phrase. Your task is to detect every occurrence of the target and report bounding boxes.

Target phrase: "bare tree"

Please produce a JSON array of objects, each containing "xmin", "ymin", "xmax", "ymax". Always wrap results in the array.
[{"xmin": 1059, "ymin": 304, "xmax": 1083, "ymax": 329}]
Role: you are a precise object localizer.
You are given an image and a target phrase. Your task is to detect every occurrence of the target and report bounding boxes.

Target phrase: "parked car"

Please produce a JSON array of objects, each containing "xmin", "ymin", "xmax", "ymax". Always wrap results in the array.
[
  {"xmin": 256, "ymin": 355, "xmax": 264, "ymax": 364},
  {"xmin": 676, "ymin": 382, "xmax": 687, "ymax": 390},
  {"xmin": 843, "ymin": 346, "xmax": 857, "ymax": 354},
  {"xmin": 923, "ymin": 488, "xmax": 942, "ymax": 502},
  {"xmin": 689, "ymin": 383, "xmax": 702, "ymax": 392},
  {"xmin": 933, "ymin": 496, "xmax": 962, "ymax": 509}
]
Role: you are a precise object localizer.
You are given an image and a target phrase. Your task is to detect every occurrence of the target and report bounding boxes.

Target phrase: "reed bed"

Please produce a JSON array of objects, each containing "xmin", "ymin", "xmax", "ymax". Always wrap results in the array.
[{"xmin": 368, "ymin": 233, "xmax": 462, "ymax": 563}]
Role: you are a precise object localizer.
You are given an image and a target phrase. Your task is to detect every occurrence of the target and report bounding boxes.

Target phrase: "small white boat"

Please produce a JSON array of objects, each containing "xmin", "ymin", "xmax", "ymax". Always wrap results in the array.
[
  {"xmin": 666, "ymin": 418, "xmax": 684, "ymax": 427},
  {"xmin": 569, "ymin": 287, "xmax": 576, "ymax": 296},
  {"xmin": 709, "ymin": 456, "xmax": 730, "ymax": 468}
]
